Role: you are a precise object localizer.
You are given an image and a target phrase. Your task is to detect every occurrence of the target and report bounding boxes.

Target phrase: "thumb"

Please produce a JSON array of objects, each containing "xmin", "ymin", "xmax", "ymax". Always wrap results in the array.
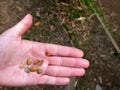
[{"xmin": 3, "ymin": 14, "xmax": 33, "ymax": 37}]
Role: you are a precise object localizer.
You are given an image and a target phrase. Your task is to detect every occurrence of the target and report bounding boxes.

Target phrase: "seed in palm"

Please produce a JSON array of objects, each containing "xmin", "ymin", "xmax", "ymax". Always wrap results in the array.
[
  {"xmin": 33, "ymin": 59, "xmax": 40, "ymax": 65},
  {"xmin": 37, "ymin": 69, "xmax": 42, "ymax": 74},
  {"xmin": 45, "ymin": 52, "xmax": 51, "ymax": 56},
  {"xmin": 37, "ymin": 60, "xmax": 44, "ymax": 66},
  {"xmin": 29, "ymin": 66, "xmax": 38, "ymax": 72},
  {"xmin": 27, "ymin": 57, "xmax": 33, "ymax": 65},
  {"xmin": 19, "ymin": 60, "xmax": 25, "ymax": 69}
]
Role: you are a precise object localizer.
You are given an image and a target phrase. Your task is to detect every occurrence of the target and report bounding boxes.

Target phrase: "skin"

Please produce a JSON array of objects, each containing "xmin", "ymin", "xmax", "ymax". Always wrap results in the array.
[{"xmin": 0, "ymin": 14, "xmax": 89, "ymax": 87}]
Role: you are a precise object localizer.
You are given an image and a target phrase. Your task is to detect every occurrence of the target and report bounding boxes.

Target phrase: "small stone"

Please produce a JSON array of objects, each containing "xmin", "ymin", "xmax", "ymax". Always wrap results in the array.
[
  {"xmin": 95, "ymin": 84, "xmax": 102, "ymax": 90},
  {"xmin": 25, "ymin": 67, "xmax": 30, "ymax": 73}
]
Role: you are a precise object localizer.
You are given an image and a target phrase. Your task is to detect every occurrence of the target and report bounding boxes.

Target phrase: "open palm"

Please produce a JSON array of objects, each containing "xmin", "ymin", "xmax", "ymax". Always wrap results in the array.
[{"xmin": 0, "ymin": 14, "xmax": 89, "ymax": 87}]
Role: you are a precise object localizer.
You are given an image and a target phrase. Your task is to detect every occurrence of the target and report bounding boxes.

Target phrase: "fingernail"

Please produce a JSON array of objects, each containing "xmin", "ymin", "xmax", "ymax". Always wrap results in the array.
[{"xmin": 83, "ymin": 60, "xmax": 90, "ymax": 68}]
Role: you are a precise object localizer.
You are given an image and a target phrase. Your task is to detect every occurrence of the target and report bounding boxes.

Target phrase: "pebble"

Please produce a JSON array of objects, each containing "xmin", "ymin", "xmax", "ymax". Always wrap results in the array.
[{"xmin": 95, "ymin": 84, "xmax": 102, "ymax": 90}]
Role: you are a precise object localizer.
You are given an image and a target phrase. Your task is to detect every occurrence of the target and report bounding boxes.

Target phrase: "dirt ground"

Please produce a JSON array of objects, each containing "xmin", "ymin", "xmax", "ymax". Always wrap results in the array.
[
  {"xmin": 96, "ymin": 0, "xmax": 120, "ymax": 47},
  {"xmin": 0, "ymin": 0, "xmax": 120, "ymax": 90}
]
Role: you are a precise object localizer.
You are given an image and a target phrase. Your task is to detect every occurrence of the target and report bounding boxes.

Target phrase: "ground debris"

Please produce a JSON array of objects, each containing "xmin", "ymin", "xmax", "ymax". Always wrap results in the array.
[{"xmin": 96, "ymin": 84, "xmax": 102, "ymax": 90}]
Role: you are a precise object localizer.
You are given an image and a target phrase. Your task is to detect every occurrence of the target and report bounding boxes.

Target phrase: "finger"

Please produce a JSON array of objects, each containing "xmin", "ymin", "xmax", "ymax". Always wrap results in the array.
[
  {"xmin": 6, "ymin": 14, "xmax": 33, "ymax": 37},
  {"xmin": 26, "ymin": 75, "xmax": 70, "ymax": 85},
  {"xmin": 45, "ymin": 44, "xmax": 84, "ymax": 58},
  {"xmin": 48, "ymin": 57, "xmax": 89, "ymax": 68},
  {"xmin": 46, "ymin": 66, "xmax": 85, "ymax": 77}
]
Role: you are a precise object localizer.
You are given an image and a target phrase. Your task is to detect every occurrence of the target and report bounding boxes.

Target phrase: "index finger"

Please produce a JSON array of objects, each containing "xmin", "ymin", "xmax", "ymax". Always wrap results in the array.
[{"xmin": 45, "ymin": 44, "xmax": 84, "ymax": 58}]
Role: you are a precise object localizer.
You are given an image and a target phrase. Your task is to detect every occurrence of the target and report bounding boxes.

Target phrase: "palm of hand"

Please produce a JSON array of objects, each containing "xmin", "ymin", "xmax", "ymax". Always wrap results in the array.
[
  {"xmin": 0, "ymin": 14, "xmax": 89, "ymax": 87},
  {"xmin": 0, "ymin": 35, "xmax": 49, "ymax": 86}
]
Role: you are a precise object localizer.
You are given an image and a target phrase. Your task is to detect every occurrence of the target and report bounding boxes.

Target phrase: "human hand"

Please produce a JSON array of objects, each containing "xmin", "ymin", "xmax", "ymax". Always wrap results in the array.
[{"xmin": 0, "ymin": 14, "xmax": 89, "ymax": 87}]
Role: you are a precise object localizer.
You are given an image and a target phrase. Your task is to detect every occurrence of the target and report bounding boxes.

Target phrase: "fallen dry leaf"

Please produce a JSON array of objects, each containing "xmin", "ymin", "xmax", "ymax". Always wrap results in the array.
[
  {"xmin": 34, "ymin": 21, "xmax": 41, "ymax": 27},
  {"xmin": 50, "ymin": 25, "xmax": 55, "ymax": 30}
]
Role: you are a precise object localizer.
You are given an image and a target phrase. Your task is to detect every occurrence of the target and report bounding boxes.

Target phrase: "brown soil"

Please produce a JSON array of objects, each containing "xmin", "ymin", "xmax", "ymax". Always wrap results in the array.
[
  {"xmin": 95, "ymin": 0, "xmax": 120, "ymax": 47},
  {"xmin": 0, "ymin": 0, "xmax": 120, "ymax": 90}
]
